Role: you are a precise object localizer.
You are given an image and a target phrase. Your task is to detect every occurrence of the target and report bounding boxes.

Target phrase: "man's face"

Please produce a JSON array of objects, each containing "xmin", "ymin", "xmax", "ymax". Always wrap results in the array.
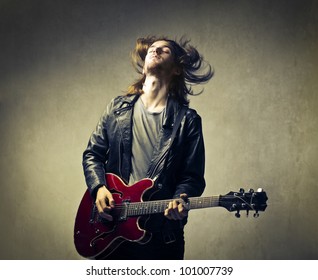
[{"xmin": 143, "ymin": 40, "xmax": 177, "ymax": 76}]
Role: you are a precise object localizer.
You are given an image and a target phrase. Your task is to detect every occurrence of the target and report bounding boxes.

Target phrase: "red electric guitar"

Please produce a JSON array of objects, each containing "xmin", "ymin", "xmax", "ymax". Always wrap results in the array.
[{"xmin": 74, "ymin": 173, "xmax": 268, "ymax": 259}]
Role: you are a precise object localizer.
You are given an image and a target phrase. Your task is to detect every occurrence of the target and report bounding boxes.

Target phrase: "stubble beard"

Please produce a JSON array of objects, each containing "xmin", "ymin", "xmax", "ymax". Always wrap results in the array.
[{"xmin": 144, "ymin": 60, "xmax": 175, "ymax": 78}]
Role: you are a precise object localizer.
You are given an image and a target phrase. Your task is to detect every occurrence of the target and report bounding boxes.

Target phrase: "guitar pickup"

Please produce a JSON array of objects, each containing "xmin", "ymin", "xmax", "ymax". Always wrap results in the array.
[{"xmin": 117, "ymin": 201, "xmax": 129, "ymax": 221}]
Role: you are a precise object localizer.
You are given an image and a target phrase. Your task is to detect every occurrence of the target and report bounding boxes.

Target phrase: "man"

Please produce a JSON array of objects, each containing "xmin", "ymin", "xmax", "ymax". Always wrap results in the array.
[{"xmin": 82, "ymin": 36, "xmax": 213, "ymax": 259}]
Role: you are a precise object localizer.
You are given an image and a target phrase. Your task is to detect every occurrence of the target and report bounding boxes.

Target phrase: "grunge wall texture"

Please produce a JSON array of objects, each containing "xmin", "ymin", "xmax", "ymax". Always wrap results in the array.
[{"xmin": 1, "ymin": 0, "xmax": 317, "ymax": 259}]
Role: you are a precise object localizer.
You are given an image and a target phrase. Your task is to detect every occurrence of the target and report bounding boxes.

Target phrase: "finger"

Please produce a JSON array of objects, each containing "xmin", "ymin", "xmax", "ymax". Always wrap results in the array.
[
  {"xmin": 178, "ymin": 203, "xmax": 188, "ymax": 218},
  {"xmin": 97, "ymin": 196, "xmax": 107, "ymax": 211},
  {"xmin": 169, "ymin": 200, "xmax": 180, "ymax": 220},
  {"xmin": 106, "ymin": 193, "xmax": 115, "ymax": 208},
  {"xmin": 180, "ymin": 193, "xmax": 188, "ymax": 201},
  {"xmin": 180, "ymin": 193, "xmax": 189, "ymax": 212},
  {"xmin": 171, "ymin": 202, "xmax": 183, "ymax": 220},
  {"xmin": 172, "ymin": 199, "xmax": 178, "ymax": 209},
  {"xmin": 171, "ymin": 199, "xmax": 188, "ymax": 220},
  {"xmin": 164, "ymin": 208, "xmax": 172, "ymax": 220},
  {"xmin": 164, "ymin": 201, "xmax": 174, "ymax": 220}
]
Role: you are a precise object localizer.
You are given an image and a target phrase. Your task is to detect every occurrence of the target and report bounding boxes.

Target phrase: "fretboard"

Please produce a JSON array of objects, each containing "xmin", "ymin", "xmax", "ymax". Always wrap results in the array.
[{"xmin": 125, "ymin": 196, "xmax": 221, "ymax": 217}]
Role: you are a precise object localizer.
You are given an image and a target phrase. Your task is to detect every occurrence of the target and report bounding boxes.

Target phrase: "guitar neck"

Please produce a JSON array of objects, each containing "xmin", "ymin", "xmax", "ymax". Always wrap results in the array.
[{"xmin": 125, "ymin": 196, "xmax": 220, "ymax": 217}]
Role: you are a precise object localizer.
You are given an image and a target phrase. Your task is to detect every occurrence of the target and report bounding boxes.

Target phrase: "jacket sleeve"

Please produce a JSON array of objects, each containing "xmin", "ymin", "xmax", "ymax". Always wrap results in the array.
[
  {"xmin": 173, "ymin": 113, "xmax": 206, "ymax": 198},
  {"xmin": 82, "ymin": 103, "xmax": 111, "ymax": 198}
]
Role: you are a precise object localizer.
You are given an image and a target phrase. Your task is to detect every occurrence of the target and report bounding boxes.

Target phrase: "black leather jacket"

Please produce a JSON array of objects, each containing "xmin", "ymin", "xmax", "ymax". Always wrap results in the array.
[{"xmin": 82, "ymin": 94, "xmax": 205, "ymax": 231}]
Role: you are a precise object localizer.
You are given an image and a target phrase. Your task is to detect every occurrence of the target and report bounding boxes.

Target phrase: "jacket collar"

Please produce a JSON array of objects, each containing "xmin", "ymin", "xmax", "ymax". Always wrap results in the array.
[{"xmin": 119, "ymin": 93, "xmax": 184, "ymax": 127}]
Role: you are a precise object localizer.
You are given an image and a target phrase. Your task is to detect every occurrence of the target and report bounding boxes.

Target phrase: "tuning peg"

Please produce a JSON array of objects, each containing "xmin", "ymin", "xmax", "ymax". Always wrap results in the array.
[
  {"xmin": 253, "ymin": 210, "xmax": 259, "ymax": 218},
  {"xmin": 235, "ymin": 210, "xmax": 241, "ymax": 218},
  {"xmin": 248, "ymin": 188, "xmax": 254, "ymax": 193},
  {"xmin": 246, "ymin": 209, "xmax": 249, "ymax": 217},
  {"xmin": 239, "ymin": 188, "xmax": 245, "ymax": 193}
]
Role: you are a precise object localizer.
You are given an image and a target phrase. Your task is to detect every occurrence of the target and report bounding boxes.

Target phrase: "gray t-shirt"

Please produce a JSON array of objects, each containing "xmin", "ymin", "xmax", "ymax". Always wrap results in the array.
[{"xmin": 129, "ymin": 98, "xmax": 165, "ymax": 184}]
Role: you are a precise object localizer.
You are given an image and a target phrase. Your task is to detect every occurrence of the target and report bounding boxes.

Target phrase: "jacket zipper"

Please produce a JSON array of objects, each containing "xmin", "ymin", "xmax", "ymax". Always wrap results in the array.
[{"xmin": 114, "ymin": 103, "xmax": 133, "ymax": 116}]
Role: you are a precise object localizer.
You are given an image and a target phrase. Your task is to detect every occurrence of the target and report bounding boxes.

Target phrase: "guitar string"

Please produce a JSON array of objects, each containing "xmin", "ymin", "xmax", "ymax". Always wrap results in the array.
[{"xmin": 99, "ymin": 193, "xmax": 264, "ymax": 213}]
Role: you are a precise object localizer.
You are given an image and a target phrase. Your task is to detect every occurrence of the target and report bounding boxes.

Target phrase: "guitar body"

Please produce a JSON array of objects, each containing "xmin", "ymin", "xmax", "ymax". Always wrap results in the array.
[
  {"xmin": 74, "ymin": 173, "xmax": 154, "ymax": 259},
  {"xmin": 74, "ymin": 173, "xmax": 268, "ymax": 259}
]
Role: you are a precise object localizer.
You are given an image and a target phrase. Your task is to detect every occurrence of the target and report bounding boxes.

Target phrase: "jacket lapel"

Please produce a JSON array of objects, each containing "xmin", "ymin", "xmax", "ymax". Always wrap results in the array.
[{"xmin": 114, "ymin": 94, "xmax": 139, "ymax": 182}]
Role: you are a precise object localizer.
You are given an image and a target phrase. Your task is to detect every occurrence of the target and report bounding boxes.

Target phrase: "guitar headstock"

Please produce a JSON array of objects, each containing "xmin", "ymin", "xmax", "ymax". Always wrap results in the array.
[{"xmin": 219, "ymin": 188, "xmax": 268, "ymax": 218}]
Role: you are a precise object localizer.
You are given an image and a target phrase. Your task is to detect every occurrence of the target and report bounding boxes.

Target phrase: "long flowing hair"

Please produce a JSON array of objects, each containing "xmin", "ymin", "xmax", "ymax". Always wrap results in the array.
[{"xmin": 127, "ymin": 36, "xmax": 214, "ymax": 105}]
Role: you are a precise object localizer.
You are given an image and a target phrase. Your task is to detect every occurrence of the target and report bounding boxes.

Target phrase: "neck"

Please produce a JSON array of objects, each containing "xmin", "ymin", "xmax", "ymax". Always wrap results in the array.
[{"xmin": 141, "ymin": 75, "xmax": 170, "ymax": 112}]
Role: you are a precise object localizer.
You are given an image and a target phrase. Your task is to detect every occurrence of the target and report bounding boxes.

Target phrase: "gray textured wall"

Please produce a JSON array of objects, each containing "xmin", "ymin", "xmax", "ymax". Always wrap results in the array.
[{"xmin": 1, "ymin": 0, "xmax": 317, "ymax": 259}]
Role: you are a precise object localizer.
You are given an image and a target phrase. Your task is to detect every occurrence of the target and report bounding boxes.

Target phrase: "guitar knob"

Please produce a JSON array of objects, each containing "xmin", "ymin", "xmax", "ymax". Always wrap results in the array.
[{"xmin": 257, "ymin": 188, "xmax": 263, "ymax": 192}]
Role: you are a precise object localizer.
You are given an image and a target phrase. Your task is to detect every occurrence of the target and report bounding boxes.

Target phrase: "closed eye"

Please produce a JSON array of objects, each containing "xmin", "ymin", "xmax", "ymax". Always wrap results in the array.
[{"xmin": 147, "ymin": 46, "xmax": 171, "ymax": 54}]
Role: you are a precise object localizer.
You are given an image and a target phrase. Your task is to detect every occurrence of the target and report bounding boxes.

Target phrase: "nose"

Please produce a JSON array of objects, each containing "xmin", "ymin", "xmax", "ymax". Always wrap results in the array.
[{"xmin": 153, "ymin": 47, "xmax": 162, "ymax": 55}]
